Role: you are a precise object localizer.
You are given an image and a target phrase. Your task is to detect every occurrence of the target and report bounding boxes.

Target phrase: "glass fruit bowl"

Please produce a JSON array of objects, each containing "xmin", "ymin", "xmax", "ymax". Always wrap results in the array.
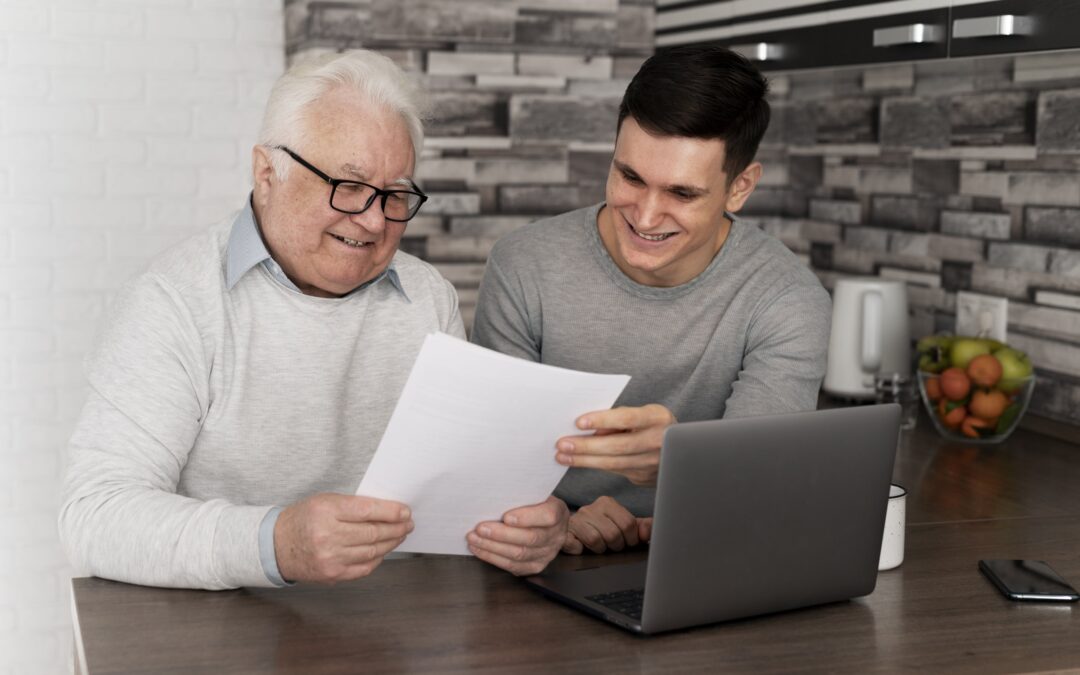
[{"xmin": 917, "ymin": 369, "xmax": 1035, "ymax": 444}]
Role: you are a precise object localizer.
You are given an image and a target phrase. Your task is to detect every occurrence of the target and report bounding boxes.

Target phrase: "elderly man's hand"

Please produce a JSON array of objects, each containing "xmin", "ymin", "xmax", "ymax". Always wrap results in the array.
[
  {"xmin": 274, "ymin": 493, "xmax": 413, "ymax": 584},
  {"xmin": 467, "ymin": 496, "xmax": 569, "ymax": 576},
  {"xmin": 555, "ymin": 404, "xmax": 676, "ymax": 486},
  {"xmin": 562, "ymin": 496, "xmax": 653, "ymax": 555}
]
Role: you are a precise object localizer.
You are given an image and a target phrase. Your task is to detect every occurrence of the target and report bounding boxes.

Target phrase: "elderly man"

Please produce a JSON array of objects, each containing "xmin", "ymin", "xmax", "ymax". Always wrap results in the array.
[
  {"xmin": 471, "ymin": 45, "xmax": 831, "ymax": 555},
  {"xmin": 59, "ymin": 50, "xmax": 568, "ymax": 590}
]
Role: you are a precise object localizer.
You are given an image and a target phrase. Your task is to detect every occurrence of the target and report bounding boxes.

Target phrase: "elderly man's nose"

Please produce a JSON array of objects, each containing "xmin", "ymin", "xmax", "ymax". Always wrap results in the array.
[{"xmin": 351, "ymin": 202, "xmax": 387, "ymax": 232}]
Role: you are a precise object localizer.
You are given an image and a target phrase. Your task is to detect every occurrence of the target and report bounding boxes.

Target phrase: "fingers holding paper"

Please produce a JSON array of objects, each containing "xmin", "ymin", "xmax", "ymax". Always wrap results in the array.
[
  {"xmin": 274, "ymin": 493, "xmax": 414, "ymax": 585},
  {"xmin": 555, "ymin": 403, "xmax": 676, "ymax": 486},
  {"xmin": 467, "ymin": 496, "xmax": 570, "ymax": 576},
  {"xmin": 562, "ymin": 496, "xmax": 653, "ymax": 555}
]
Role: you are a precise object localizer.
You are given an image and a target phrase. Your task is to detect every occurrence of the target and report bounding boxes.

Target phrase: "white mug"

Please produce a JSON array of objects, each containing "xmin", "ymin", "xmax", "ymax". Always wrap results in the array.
[{"xmin": 878, "ymin": 484, "xmax": 907, "ymax": 571}]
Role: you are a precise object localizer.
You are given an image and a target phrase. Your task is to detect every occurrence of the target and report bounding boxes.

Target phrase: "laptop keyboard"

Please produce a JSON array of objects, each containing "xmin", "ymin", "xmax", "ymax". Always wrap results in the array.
[{"xmin": 586, "ymin": 588, "xmax": 645, "ymax": 620}]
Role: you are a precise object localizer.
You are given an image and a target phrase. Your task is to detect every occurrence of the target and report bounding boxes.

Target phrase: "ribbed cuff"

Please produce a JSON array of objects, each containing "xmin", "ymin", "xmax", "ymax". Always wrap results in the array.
[{"xmin": 258, "ymin": 506, "xmax": 292, "ymax": 587}]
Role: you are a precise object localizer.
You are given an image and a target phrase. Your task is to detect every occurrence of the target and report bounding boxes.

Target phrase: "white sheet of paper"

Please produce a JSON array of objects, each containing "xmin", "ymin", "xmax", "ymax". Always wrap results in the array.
[{"xmin": 356, "ymin": 332, "xmax": 630, "ymax": 555}]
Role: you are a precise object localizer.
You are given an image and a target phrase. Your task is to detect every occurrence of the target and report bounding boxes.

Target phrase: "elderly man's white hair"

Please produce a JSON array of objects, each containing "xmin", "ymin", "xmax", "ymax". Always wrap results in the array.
[{"xmin": 258, "ymin": 50, "xmax": 427, "ymax": 181}]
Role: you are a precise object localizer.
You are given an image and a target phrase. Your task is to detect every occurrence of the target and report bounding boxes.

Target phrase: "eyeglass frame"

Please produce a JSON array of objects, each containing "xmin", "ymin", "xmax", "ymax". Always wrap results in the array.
[{"xmin": 273, "ymin": 145, "xmax": 428, "ymax": 222}]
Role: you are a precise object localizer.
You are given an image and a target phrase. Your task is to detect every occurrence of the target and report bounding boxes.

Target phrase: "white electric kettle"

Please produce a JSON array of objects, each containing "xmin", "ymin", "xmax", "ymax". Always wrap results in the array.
[{"xmin": 823, "ymin": 277, "xmax": 911, "ymax": 399}]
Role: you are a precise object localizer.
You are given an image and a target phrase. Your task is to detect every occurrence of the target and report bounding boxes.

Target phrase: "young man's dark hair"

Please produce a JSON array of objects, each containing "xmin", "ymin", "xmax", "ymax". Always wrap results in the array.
[{"xmin": 617, "ymin": 45, "xmax": 771, "ymax": 180}]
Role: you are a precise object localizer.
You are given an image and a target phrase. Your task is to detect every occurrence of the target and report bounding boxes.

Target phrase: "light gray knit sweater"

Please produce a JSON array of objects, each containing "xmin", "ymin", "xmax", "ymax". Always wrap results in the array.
[{"xmin": 59, "ymin": 215, "xmax": 463, "ymax": 590}]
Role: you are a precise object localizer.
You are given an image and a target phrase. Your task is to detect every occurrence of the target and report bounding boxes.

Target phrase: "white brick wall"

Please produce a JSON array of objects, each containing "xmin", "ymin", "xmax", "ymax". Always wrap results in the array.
[{"xmin": 0, "ymin": 1, "xmax": 284, "ymax": 673}]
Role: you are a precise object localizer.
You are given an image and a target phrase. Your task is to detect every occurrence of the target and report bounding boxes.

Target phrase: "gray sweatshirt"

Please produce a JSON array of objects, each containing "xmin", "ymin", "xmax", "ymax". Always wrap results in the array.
[
  {"xmin": 471, "ymin": 203, "xmax": 831, "ymax": 516},
  {"xmin": 59, "ymin": 210, "xmax": 464, "ymax": 589}
]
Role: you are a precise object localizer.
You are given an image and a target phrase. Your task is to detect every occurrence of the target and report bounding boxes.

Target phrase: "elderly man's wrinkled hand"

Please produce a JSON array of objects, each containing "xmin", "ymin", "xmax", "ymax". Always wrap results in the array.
[
  {"xmin": 555, "ymin": 403, "xmax": 676, "ymax": 486},
  {"xmin": 562, "ymin": 496, "xmax": 653, "ymax": 555},
  {"xmin": 467, "ymin": 496, "xmax": 569, "ymax": 576},
  {"xmin": 274, "ymin": 493, "xmax": 413, "ymax": 585}
]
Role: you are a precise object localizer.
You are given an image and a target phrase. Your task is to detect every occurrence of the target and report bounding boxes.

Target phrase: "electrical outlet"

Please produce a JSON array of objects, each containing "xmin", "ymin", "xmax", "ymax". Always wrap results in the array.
[{"xmin": 956, "ymin": 291, "xmax": 1008, "ymax": 341}]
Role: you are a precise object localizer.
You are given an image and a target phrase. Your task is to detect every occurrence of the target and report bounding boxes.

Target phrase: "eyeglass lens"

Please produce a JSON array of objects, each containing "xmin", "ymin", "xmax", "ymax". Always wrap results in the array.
[{"xmin": 332, "ymin": 183, "xmax": 423, "ymax": 221}]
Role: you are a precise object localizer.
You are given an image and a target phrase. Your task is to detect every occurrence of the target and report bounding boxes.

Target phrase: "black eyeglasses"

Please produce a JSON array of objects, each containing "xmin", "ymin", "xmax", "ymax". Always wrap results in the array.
[{"xmin": 274, "ymin": 146, "xmax": 428, "ymax": 222}]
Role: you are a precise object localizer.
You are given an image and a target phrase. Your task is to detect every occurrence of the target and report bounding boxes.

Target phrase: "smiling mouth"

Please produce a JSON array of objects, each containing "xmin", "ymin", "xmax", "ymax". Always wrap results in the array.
[
  {"xmin": 628, "ymin": 222, "xmax": 676, "ymax": 242},
  {"xmin": 330, "ymin": 233, "xmax": 373, "ymax": 248}
]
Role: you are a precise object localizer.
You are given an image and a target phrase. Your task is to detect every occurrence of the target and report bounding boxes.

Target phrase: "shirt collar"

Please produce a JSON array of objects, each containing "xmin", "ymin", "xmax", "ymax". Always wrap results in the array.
[{"xmin": 225, "ymin": 196, "xmax": 407, "ymax": 300}]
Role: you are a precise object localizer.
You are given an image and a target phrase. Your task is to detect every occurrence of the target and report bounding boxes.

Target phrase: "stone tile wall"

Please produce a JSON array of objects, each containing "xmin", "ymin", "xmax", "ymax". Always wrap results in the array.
[
  {"xmin": 285, "ymin": 0, "xmax": 654, "ymax": 331},
  {"xmin": 286, "ymin": 6, "xmax": 1080, "ymax": 427},
  {"xmin": 749, "ymin": 54, "xmax": 1080, "ymax": 426}
]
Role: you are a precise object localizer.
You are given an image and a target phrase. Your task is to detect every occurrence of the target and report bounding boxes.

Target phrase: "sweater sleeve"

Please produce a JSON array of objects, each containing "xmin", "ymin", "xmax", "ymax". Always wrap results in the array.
[
  {"xmin": 470, "ymin": 244, "xmax": 541, "ymax": 362},
  {"xmin": 723, "ymin": 279, "xmax": 832, "ymax": 420},
  {"xmin": 59, "ymin": 274, "xmax": 274, "ymax": 590}
]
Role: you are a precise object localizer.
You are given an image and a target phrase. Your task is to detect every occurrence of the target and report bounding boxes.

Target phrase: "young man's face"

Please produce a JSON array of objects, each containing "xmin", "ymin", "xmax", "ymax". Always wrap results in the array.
[
  {"xmin": 251, "ymin": 87, "xmax": 416, "ymax": 298},
  {"xmin": 598, "ymin": 116, "xmax": 761, "ymax": 288}
]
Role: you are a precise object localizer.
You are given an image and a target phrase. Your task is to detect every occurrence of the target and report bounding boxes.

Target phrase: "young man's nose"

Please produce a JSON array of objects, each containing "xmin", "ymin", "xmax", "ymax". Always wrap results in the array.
[{"xmin": 635, "ymin": 191, "xmax": 666, "ymax": 231}]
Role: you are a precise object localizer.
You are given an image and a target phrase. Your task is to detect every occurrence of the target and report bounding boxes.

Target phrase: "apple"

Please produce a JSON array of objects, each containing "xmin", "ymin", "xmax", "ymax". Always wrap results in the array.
[
  {"xmin": 993, "ymin": 347, "xmax": 1033, "ymax": 392},
  {"xmin": 949, "ymin": 337, "xmax": 996, "ymax": 370},
  {"xmin": 916, "ymin": 335, "xmax": 953, "ymax": 373},
  {"xmin": 917, "ymin": 334, "xmax": 954, "ymax": 354}
]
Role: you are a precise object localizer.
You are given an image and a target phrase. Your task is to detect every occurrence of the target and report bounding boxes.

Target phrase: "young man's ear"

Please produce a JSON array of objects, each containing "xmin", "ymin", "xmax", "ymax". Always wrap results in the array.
[
  {"xmin": 251, "ymin": 145, "xmax": 276, "ymax": 208},
  {"xmin": 724, "ymin": 162, "xmax": 763, "ymax": 214}
]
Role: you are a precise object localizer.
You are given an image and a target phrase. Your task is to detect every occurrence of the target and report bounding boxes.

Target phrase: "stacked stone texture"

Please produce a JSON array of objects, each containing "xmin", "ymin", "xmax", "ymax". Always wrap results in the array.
[
  {"xmin": 286, "ymin": 5, "xmax": 1080, "ymax": 427},
  {"xmin": 285, "ymin": 0, "xmax": 654, "ymax": 331},
  {"xmin": 750, "ymin": 54, "xmax": 1080, "ymax": 426}
]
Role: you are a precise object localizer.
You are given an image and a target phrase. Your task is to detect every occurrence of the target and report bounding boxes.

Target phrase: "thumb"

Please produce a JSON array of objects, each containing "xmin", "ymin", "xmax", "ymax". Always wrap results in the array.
[
  {"xmin": 637, "ymin": 517, "xmax": 653, "ymax": 543},
  {"xmin": 562, "ymin": 531, "xmax": 584, "ymax": 555}
]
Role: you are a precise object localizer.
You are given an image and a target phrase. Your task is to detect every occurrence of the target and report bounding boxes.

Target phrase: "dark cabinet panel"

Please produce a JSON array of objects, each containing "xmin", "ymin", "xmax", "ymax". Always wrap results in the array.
[
  {"xmin": 657, "ymin": 1, "xmax": 1080, "ymax": 72},
  {"xmin": 682, "ymin": 9, "xmax": 950, "ymax": 72},
  {"xmin": 950, "ymin": 0, "xmax": 1080, "ymax": 58}
]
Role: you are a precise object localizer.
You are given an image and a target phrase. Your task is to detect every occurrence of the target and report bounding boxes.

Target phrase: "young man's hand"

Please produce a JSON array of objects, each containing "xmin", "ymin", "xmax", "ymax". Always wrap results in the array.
[
  {"xmin": 555, "ymin": 403, "xmax": 676, "ymax": 486},
  {"xmin": 562, "ymin": 496, "xmax": 652, "ymax": 555}
]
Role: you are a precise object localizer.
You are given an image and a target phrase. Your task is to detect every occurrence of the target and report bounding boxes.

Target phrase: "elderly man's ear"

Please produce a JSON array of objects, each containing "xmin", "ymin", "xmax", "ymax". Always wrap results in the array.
[{"xmin": 251, "ymin": 145, "xmax": 276, "ymax": 209}]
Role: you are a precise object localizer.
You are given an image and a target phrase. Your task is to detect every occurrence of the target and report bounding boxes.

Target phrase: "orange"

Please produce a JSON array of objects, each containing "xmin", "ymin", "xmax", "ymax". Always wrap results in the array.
[
  {"xmin": 966, "ymin": 354, "xmax": 1003, "ymax": 388},
  {"xmin": 940, "ymin": 367, "xmax": 972, "ymax": 401},
  {"xmin": 924, "ymin": 377, "xmax": 943, "ymax": 402},
  {"xmin": 961, "ymin": 416, "xmax": 991, "ymax": 438},
  {"xmin": 969, "ymin": 389, "xmax": 1008, "ymax": 421},
  {"xmin": 942, "ymin": 406, "xmax": 966, "ymax": 429}
]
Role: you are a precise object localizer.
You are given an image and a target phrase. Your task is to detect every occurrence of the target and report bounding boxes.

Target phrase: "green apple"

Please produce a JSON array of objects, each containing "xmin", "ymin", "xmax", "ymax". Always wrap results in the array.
[
  {"xmin": 949, "ymin": 337, "xmax": 996, "ymax": 370},
  {"xmin": 993, "ymin": 347, "xmax": 1033, "ymax": 392},
  {"xmin": 919, "ymin": 354, "xmax": 946, "ymax": 373},
  {"xmin": 917, "ymin": 334, "xmax": 955, "ymax": 372},
  {"xmin": 917, "ymin": 334, "xmax": 955, "ymax": 354}
]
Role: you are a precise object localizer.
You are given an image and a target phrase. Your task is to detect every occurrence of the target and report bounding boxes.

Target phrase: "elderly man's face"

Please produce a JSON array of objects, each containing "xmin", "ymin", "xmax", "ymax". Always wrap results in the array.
[{"xmin": 252, "ymin": 88, "xmax": 415, "ymax": 298}]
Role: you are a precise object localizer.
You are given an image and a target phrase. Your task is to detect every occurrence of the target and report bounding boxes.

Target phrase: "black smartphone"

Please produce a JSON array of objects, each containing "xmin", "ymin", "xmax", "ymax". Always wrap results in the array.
[{"xmin": 979, "ymin": 559, "xmax": 1080, "ymax": 602}]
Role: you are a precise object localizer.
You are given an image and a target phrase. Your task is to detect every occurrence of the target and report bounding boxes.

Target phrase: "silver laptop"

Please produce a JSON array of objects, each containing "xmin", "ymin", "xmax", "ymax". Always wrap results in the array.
[{"xmin": 525, "ymin": 403, "xmax": 901, "ymax": 634}]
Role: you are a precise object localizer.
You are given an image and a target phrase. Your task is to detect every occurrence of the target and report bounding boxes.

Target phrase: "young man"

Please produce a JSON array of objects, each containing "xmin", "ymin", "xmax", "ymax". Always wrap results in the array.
[{"xmin": 471, "ymin": 45, "xmax": 831, "ymax": 555}]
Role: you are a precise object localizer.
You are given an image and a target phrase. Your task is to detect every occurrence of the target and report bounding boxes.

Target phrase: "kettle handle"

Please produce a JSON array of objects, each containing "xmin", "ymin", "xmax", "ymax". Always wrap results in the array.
[{"xmin": 861, "ymin": 290, "xmax": 883, "ymax": 373}]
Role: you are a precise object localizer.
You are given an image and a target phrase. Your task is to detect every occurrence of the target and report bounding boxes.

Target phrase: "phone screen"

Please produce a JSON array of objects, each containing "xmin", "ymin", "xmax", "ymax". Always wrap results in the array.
[{"xmin": 979, "ymin": 559, "xmax": 1080, "ymax": 601}]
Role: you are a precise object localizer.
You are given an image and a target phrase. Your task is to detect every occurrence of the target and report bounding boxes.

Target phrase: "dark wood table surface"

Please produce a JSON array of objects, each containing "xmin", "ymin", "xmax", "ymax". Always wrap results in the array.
[{"xmin": 72, "ymin": 410, "xmax": 1080, "ymax": 674}]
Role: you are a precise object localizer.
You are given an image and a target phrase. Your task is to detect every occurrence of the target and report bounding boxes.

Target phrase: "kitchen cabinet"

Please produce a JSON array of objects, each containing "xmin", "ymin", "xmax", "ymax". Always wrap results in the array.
[
  {"xmin": 949, "ymin": 0, "xmax": 1080, "ymax": 58},
  {"xmin": 656, "ymin": 0, "xmax": 1080, "ymax": 72}
]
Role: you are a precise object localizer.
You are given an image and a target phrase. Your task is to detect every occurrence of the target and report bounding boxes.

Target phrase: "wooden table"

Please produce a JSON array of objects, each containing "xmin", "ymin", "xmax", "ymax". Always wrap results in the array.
[{"xmin": 71, "ymin": 411, "xmax": 1080, "ymax": 674}]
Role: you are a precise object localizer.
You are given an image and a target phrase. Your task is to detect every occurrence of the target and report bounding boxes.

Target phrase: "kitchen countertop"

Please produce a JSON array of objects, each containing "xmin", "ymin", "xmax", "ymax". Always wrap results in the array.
[{"xmin": 71, "ymin": 411, "xmax": 1080, "ymax": 674}]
